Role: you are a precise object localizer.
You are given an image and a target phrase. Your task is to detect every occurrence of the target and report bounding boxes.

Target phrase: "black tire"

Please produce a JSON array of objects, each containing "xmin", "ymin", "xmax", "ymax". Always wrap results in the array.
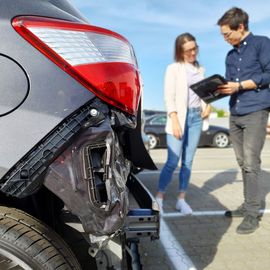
[
  {"xmin": 213, "ymin": 132, "xmax": 229, "ymax": 148},
  {"xmin": 0, "ymin": 206, "xmax": 81, "ymax": 270},
  {"xmin": 147, "ymin": 133, "xmax": 158, "ymax": 149}
]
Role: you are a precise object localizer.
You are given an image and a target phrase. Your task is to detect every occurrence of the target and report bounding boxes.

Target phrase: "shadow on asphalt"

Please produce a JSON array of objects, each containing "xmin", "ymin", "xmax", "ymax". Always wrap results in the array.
[
  {"xmin": 139, "ymin": 166, "xmax": 270, "ymax": 269},
  {"xmin": 259, "ymin": 170, "xmax": 270, "ymax": 217},
  {"xmin": 163, "ymin": 169, "xmax": 236, "ymax": 269}
]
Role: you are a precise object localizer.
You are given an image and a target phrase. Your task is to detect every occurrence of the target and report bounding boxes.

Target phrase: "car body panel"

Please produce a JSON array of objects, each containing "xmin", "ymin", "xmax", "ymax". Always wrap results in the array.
[
  {"xmin": 0, "ymin": 0, "xmax": 155, "ymax": 176},
  {"xmin": 0, "ymin": 0, "xmax": 157, "ymax": 204},
  {"xmin": 0, "ymin": 1, "xmax": 159, "ymax": 267},
  {"xmin": 0, "ymin": 0, "xmax": 95, "ymax": 176}
]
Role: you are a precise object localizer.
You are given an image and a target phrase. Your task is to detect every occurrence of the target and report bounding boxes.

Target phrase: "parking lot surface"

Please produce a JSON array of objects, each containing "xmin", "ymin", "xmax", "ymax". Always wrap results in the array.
[{"xmin": 138, "ymin": 139, "xmax": 270, "ymax": 270}]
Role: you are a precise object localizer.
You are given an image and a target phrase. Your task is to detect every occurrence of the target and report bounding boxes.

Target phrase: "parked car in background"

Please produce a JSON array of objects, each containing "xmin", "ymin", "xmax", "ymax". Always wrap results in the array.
[
  {"xmin": 144, "ymin": 109, "xmax": 165, "ymax": 118},
  {"xmin": 145, "ymin": 113, "xmax": 230, "ymax": 149},
  {"xmin": 142, "ymin": 111, "xmax": 150, "ymax": 151}
]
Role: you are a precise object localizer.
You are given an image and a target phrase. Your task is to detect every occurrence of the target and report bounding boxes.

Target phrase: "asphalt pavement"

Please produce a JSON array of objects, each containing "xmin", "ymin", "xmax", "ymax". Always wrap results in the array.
[{"xmin": 137, "ymin": 138, "xmax": 270, "ymax": 270}]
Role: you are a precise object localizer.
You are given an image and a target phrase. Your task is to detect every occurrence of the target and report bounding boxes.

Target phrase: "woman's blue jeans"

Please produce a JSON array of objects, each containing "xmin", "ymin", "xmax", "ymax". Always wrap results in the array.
[{"xmin": 158, "ymin": 108, "xmax": 202, "ymax": 193}]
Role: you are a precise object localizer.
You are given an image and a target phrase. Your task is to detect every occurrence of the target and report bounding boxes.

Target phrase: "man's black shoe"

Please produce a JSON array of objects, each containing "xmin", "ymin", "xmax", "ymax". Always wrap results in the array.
[{"xmin": 236, "ymin": 215, "xmax": 259, "ymax": 234}]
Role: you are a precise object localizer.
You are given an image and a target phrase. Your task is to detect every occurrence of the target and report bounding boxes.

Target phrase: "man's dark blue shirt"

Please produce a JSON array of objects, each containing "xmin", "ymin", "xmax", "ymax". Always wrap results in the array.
[{"xmin": 225, "ymin": 33, "xmax": 270, "ymax": 115}]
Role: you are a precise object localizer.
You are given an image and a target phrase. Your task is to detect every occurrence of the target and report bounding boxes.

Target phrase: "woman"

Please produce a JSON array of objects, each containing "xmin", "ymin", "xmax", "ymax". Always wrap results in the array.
[{"xmin": 156, "ymin": 33, "xmax": 211, "ymax": 215}]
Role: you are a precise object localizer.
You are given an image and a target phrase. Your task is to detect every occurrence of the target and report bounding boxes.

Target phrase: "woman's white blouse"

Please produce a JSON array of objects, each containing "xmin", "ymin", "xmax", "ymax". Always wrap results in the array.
[{"xmin": 185, "ymin": 63, "xmax": 204, "ymax": 108}]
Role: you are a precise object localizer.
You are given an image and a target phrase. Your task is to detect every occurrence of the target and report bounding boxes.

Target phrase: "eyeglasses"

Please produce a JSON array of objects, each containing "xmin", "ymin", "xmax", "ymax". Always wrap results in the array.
[
  {"xmin": 221, "ymin": 31, "xmax": 233, "ymax": 39},
  {"xmin": 184, "ymin": 45, "xmax": 199, "ymax": 54}
]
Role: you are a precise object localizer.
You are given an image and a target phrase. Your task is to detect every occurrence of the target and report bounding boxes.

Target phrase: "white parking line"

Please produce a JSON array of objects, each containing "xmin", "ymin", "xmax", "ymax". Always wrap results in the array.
[
  {"xmin": 159, "ymin": 208, "xmax": 270, "ymax": 270},
  {"xmin": 139, "ymin": 169, "xmax": 270, "ymax": 269},
  {"xmin": 140, "ymin": 168, "xmax": 270, "ymax": 175},
  {"xmin": 159, "ymin": 217, "xmax": 197, "ymax": 270},
  {"xmin": 162, "ymin": 209, "xmax": 270, "ymax": 218}
]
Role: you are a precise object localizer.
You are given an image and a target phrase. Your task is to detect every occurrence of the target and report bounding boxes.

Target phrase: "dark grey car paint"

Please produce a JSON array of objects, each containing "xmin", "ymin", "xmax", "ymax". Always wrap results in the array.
[
  {"xmin": 0, "ymin": 54, "xmax": 29, "ymax": 116},
  {"xmin": 0, "ymin": 0, "xmax": 95, "ymax": 176},
  {"xmin": 0, "ymin": 2, "xmax": 159, "ymax": 266}
]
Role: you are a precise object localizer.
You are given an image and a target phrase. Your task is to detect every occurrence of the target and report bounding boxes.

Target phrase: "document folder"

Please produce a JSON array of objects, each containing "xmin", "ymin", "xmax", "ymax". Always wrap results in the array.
[{"xmin": 190, "ymin": 74, "xmax": 228, "ymax": 103}]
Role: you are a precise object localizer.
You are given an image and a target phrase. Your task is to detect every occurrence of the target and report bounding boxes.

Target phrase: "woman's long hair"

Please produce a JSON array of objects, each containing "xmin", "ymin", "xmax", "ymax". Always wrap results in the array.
[{"xmin": 174, "ymin": 32, "xmax": 199, "ymax": 67}]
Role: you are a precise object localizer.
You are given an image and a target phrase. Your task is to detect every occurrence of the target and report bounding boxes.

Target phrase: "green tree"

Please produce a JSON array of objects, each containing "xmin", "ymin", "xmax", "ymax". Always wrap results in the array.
[{"xmin": 211, "ymin": 106, "xmax": 226, "ymax": 118}]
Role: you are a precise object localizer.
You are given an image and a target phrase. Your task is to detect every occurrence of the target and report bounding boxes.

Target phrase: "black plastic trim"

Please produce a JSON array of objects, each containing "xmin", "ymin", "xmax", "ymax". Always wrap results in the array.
[{"xmin": 0, "ymin": 99, "xmax": 105, "ymax": 198}]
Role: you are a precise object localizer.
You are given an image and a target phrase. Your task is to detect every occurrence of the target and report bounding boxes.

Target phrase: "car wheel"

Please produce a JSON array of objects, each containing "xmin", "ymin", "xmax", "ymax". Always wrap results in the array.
[
  {"xmin": 0, "ymin": 206, "xmax": 81, "ymax": 270},
  {"xmin": 213, "ymin": 132, "xmax": 229, "ymax": 148},
  {"xmin": 147, "ymin": 134, "xmax": 158, "ymax": 149}
]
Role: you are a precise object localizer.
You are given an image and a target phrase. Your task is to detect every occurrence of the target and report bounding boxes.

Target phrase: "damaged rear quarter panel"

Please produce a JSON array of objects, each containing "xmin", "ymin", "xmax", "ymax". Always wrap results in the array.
[{"xmin": 43, "ymin": 117, "xmax": 130, "ymax": 236}]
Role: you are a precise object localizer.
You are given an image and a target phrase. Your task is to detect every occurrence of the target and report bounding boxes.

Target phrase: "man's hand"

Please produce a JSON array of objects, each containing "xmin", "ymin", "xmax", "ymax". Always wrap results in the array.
[{"xmin": 217, "ymin": 82, "xmax": 239, "ymax": 95}]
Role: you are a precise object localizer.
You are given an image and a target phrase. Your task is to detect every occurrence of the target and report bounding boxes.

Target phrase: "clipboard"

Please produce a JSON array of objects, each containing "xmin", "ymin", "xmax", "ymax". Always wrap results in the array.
[{"xmin": 190, "ymin": 74, "xmax": 228, "ymax": 103}]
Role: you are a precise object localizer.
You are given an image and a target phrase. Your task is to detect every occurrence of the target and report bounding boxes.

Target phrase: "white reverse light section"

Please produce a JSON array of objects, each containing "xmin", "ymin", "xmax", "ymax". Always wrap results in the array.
[{"xmin": 28, "ymin": 27, "xmax": 135, "ymax": 66}]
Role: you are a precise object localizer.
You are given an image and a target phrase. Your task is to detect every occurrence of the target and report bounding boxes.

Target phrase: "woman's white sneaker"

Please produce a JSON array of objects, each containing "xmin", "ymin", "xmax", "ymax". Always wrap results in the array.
[
  {"xmin": 175, "ymin": 199, "xmax": 193, "ymax": 215},
  {"xmin": 155, "ymin": 197, "xmax": 163, "ymax": 214}
]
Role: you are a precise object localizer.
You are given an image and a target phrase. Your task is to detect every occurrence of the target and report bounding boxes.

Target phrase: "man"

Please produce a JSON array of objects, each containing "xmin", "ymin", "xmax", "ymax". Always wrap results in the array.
[{"xmin": 217, "ymin": 7, "xmax": 270, "ymax": 234}]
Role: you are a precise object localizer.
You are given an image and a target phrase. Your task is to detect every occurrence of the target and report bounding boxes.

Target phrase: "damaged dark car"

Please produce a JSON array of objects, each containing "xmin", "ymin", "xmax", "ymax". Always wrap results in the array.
[{"xmin": 0, "ymin": 0, "xmax": 159, "ymax": 269}]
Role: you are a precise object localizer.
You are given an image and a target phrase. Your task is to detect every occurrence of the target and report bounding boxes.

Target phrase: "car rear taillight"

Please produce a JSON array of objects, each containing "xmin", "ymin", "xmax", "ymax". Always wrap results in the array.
[{"xmin": 12, "ymin": 16, "xmax": 141, "ymax": 115}]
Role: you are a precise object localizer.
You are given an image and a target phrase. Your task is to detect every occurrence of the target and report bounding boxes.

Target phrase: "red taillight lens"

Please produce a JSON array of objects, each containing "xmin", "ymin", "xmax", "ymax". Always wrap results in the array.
[{"xmin": 12, "ymin": 16, "xmax": 141, "ymax": 115}]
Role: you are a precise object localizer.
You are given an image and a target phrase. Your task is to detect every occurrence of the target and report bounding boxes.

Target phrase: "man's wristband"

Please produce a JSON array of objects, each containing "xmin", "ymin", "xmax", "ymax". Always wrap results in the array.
[{"xmin": 238, "ymin": 82, "xmax": 244, "ymax": 91}]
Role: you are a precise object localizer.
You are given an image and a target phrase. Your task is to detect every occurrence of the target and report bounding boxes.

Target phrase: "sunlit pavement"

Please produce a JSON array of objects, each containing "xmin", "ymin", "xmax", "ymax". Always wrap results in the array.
[{"xmin": 138, "ymin": 139, "xmax": 270, "ymax": 270}]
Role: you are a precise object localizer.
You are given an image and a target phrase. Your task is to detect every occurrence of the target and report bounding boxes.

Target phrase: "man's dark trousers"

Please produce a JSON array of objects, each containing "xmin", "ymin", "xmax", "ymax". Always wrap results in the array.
[{"xmin": 230, "ymin": 109, "xmax": 269, "ymax": 217}]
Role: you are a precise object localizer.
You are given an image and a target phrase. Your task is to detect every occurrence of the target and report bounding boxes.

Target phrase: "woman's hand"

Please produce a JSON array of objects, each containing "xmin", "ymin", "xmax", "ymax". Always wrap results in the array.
[
  {"xmin": 201, "ymin": 104, "xmax": 211, "ymax": 119},
  {"xmin": 170, "ymin": 112, "xmax": 182, "ymax": 139}
]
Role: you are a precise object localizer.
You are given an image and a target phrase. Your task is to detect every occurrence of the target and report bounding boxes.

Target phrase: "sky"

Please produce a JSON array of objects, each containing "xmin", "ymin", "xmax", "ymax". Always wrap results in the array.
[{"xmin": 71, "ymin": 0, "xmax": 270, "ymax": 112}]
